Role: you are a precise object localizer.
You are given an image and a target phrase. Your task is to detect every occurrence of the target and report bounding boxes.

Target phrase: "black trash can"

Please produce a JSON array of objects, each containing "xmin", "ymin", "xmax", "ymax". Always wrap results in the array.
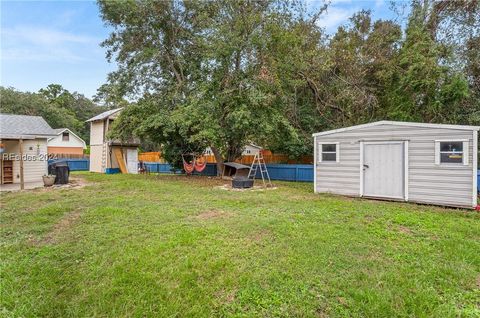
[
  {"xmin": 232, "ymin": 177, "xmax": 254, "ymax": 189},
  {"xmin": 48, "ymin": 161, "xmax": 70, "ymax": 184}
]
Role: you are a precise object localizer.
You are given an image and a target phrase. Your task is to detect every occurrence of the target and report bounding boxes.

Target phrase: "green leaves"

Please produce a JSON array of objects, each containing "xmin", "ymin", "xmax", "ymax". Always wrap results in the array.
[
  {"xmin": 1, "ymin": 85, "xmax": 103, "ymax": 143},
  {"xmin": 98, "ymin": 0, "xmax": 478, "ymax": 162}
]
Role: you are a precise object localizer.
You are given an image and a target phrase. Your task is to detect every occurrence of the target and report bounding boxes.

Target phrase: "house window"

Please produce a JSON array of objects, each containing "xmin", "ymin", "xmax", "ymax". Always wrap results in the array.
[
  {"xmin": 318, "ymin": 143, "xmax": 339, "ymax": 162},
  {"xmin": 435, "ymin": 140, "xmax": 468, "ymax": 165},
  {"xmin": 62, "ymin": 132, "xmax": 69, "ymax": 141}
]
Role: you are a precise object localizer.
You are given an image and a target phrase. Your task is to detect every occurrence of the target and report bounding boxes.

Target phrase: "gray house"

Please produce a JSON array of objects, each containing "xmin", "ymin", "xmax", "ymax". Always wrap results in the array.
[{"xmin": 313, "ymin": 121, "xmax": 479, "ymax": 208}]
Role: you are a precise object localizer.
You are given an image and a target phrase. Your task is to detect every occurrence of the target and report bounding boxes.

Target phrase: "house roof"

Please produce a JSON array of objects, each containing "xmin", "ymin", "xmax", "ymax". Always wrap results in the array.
[
  {"xmin": 0, "ymin": 113, "xmax": 56, "ymax": 139},
  {"xmin": 49, "ymin": 128, "xmax": 87, "ymax": 148},
  {"xmin": 54, "ymin": 128, "xmax": 67, "ymax": 134},
  {"xmin": 86, "ymin": 107, "xmax": 122, "ymax": 122},
  {"xmin": 312, "ymin": 120, "xmax": 480, "ymax": 137}
]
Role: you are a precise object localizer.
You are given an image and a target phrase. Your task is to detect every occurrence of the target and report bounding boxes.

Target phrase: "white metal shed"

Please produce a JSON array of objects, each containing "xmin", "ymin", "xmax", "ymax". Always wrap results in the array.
[{"xmin": 312, "ymin": 121, "xmax": 479, "ymax": 208}]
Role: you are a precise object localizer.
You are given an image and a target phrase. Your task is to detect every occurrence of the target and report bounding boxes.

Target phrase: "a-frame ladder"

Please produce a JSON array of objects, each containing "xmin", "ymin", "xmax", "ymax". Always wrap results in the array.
[{"xmin": 248, "ymin": 152, "xmax": 273, "ymax": 188}]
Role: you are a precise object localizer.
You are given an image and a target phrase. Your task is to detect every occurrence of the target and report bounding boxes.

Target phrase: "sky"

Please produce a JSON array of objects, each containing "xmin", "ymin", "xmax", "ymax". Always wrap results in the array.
[{"xmin": 1, "ymin": 0, "xmax": 401, "ymax": 99}]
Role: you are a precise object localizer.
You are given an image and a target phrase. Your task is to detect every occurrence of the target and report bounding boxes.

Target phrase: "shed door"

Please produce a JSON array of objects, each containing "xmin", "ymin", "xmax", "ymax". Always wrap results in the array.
[
  {"xmin": 126, "ymin": 149, "xmax": 138, "ymax": 174},
  {"xmin": 363, "ymin": 142, "xmax": 404, "ymax": 199}
]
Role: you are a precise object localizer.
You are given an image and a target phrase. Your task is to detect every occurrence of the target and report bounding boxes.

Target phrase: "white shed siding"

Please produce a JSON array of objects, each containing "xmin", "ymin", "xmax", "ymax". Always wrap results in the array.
[
  {"xmin": 315, "ymin": 123, "xmax": 477, "ymax": 208},
  {"xmin": 90, "ymin": 121, "xmax": 104, "ymax": 146},
  {"xmin": 316, "ymin": 141, "xmax": 359, "ymax": 195},
  {"xmin": 89, "ymin": 145, "xmax": 103, "ymax": 173},
  {"xmin": 2, "ymin": 139, "xmax": 48, "ymax": 184},
  {"xmin": 22, "ymin": 139, "xmax": 48, "ymax": 183}
]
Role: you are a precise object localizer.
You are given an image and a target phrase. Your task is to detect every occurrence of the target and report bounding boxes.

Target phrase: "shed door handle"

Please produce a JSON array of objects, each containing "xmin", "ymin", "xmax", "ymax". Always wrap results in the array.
[{"xmin": 363, "ymin": 164, "xmax": 369, "ymax": 169}]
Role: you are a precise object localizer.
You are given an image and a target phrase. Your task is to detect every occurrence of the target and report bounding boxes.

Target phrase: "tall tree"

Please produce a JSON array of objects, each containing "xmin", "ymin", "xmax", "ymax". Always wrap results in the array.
[
  {"xmin": 385, "ymin": 1, "xmax": 471, "ymax": 123},
  {"xmin": 99, "ymin": 0, "xmax": 322, "ymax": 172}
]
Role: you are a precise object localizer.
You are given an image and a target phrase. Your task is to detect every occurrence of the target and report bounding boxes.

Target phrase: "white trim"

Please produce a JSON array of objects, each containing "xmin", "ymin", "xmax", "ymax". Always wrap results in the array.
[
  {"xmin": 337, "ymin": 143, "xmax": 340, "ymax": 163},
  {"xmin": 404, "ymin": 140, "xmax": 409, "ymax": 201},
  {"xmin": 434, "ymin": 139, "xmax": 469, "ymax": 142},
  {"xmin": 362, "ymin": 141, "xmax": 404, "ymax": 145},
  {"xmin": 362, "ymin": 194, "xmax": 405, "ymax": 200},
  {"xmin": 359, "ymin": 141, "xmax": 364, "ymax": 196},
  {"xmin": 313, "ymin": 137, "xmax": 317, "ymax": 193},
  {"xmin": 434, "ymin": 141, "xmax": 440, "ymax": 165},
  {"xmin": 463, "ymin": 141, "xmax": 469, "ymax": 165},
  {"xmin": 361, "ymin": 140, "xmax": 407, "ymax": 200},
  {"xmin": 473, "ymin": 130, "xmax": 478, "ymax": 208},
  {"xmin": 434, "ymin": 139, "xmax": 468, "ymax": 166},
  {"xmin": 317, "ymin": 142, "xmax": 339, "ymax": 163},
  {"xmin": 312, "ymin": 121, "xmax": 480, "ymax": 137}
]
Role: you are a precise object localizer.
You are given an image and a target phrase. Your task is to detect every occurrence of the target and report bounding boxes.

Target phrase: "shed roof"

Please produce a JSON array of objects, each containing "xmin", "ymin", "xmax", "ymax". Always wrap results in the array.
[
  {"xmin": 86, "ymin": 107, "xmax": 122, "ymax": 122},
  {"xmin": 312, "ymin": 120, "xmax": 480, "ymax": 137},
  {"xmin": 224, "ymin": 162, "xmax": 250, "ymax": 170},
  {"xmin": 0, "ymin": 114, "xmax": 56, "ymax": 139}
]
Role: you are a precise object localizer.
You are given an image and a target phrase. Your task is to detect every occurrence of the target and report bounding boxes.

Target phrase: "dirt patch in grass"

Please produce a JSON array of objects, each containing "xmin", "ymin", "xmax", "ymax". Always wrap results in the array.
[
  {"xmin": 154, "ymin": 174, "xmax": 226, "ymax": 187},
  {"xmin": 30, "ymin": 209, "xmax": 83, "ymax": 245},
  {"xmin": 214, "ymin": 288, "xmax": 236, "ymax": 305},
  {"xmin": 36, "ymin": 176, "xmax": 92, "ymax": 193},
  {"xmin": 193, "ymin": 209, "xmax": 231, "ymax": 220},
  {"xmin": 250, "ymin": 229, "xmax": 273, "ymax": 243},
  {"xmin": 397, "ymin": 225, "xmax": 414, "ymax": 235}
]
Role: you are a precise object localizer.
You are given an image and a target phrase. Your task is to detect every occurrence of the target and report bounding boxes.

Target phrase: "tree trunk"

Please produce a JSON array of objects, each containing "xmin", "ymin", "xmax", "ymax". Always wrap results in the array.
[{"xmin": 211, "ymin": 146, "xmax": 224, "ymax": 177}]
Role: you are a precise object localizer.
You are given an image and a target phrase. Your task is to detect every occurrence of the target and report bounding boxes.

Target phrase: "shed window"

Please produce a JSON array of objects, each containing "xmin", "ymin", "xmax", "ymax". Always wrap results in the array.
[
  {"xmin": 62, "ymin": 132, "xmax": 69, "ymax": 141},
  {"xmin": 435, "ymin": 140, "xmax": 468, "ymax": 165},
  {"xmin": 318, "ymin": 143, "xmax": 339, "ymax": 162}
]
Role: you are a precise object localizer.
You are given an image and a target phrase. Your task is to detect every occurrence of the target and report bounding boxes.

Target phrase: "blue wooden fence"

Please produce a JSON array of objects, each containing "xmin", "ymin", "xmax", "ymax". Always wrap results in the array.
[
  {"xmin": 143, "ymin": 163, "xmax": 314, "ymax": 182},
  {"xmin": 48, "ymin": 159, "xmax": 89, "ymax": 171},
  {"xmin": 46, "ymin": 159, "xmax": 314, "ymax": 183}
]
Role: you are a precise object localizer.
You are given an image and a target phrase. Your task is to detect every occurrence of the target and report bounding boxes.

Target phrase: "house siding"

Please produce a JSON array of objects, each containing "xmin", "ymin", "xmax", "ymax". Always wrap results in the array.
[
  {"xmin": 315, "ymin": 123, "xmax": 476, "ymax": 208},
  {"xmin": 2, "ymin": 139, "xmax": 48, "ymax": 184},
  {"xmin": 48, "ymin": 132, "xmax": 85, "ymax": 148},
  {"xmin": 48, "ymin": 146, "xmax": 84, "ymax": 155}
]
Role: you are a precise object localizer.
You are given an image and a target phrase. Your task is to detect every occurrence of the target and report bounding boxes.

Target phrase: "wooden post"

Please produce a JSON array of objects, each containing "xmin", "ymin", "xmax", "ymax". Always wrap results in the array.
[{"xmin": 19, "ymin": 139, "xmax": 24, "ymax": 190}]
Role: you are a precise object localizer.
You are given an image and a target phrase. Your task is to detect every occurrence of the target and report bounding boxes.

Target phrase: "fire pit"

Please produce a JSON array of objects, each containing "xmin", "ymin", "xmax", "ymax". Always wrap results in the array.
[{"xmin": 232, "ymin": 177, "xmax": 254, "ymax": 189}]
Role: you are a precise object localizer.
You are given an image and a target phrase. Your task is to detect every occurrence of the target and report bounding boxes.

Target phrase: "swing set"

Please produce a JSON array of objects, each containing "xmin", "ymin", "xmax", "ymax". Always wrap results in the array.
[{"xmin": 181, "ymin": 153, "xmax": 207, "ymax": 175}]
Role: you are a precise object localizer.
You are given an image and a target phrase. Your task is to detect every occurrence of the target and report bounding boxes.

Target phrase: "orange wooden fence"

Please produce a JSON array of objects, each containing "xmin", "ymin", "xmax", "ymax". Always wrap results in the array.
[
  {"xmin": 138, "ymin": 152, "xmax": 167, "ymax": 163},
  {"xmin": 138, "ymin": 152, "xmax": 313, "ymax": 164}
]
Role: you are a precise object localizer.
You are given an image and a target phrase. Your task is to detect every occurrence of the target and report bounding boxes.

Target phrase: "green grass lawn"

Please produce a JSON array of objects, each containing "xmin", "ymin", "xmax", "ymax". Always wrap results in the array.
[{"xmin": 1, "ymin": 173, "xmax": 479, "ymax": 317}]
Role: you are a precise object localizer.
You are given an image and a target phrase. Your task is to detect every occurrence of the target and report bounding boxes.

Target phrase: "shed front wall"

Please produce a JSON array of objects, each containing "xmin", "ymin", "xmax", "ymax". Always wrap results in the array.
[
  {"xmin": 1, "ymin": 139, "xmax": 48, "ymax": 184},
  {"xmin": 315, "ymin": 124, "xmax": 476, "ymax": 208}
]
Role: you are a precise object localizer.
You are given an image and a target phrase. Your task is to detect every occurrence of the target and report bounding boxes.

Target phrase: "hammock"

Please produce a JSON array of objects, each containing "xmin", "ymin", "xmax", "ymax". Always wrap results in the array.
[
  {"xmin": 194, "ymin": 157, "xmax": 207, "ymax": 172},
  {"xmin": 182, "ymin": 155, "xmax": 195, "ymax": 174},
  {"xmin": 182, "ymin": 154, "xmax": 207, "ymax": 174}
]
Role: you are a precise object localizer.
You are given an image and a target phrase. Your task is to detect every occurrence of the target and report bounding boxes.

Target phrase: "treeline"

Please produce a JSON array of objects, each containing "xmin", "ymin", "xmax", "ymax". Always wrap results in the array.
[
  {"xmin": 0, "ymin": 85, "xmax": 105, "ymax": 143},
  {"xmin": 98, "ymin": 0, "xmax": 479, "ymax": 169}
]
